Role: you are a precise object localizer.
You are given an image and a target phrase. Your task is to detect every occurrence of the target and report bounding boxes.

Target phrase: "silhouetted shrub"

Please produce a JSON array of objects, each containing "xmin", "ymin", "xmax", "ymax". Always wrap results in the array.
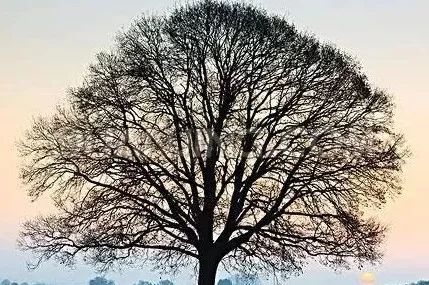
[
  {"xmin": 88, "ymin": 277, "xmax": 115, "ymax": 285},
  {"xmin": 409, "ymin": 281, "xmax": 429, "ymax": 285},
  {"xmin": 218, "ymin": 279, "xmax": 232, "ymax": 285}
]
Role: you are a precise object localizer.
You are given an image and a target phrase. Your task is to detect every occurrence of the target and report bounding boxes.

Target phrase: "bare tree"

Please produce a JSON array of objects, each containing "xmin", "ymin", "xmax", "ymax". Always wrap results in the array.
[{"xmin": 19, "ymin": 1, "xmax": 406, "ymax": 285}]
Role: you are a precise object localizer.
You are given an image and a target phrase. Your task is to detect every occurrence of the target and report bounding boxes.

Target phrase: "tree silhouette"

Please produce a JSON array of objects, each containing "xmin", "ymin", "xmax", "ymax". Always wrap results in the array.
[
  {"xmin": 88, "ymin": 277, "xmax": 115, "ymax": 285},
  {"xmin": 218, "ymin": 279, "xmax": 232, "ymax": 285},
  {"xmin": 18, "ymin": 1, "xmax": 406, "ymax": 285},
  {"xmin": 232, "ymin": 275, "xmax": 260, "ymax": 285}
]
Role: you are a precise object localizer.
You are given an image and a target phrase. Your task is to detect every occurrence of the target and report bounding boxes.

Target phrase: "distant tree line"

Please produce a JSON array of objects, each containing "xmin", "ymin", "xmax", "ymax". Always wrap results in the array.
[
  {"xmin": 3, "ymin": 276, "xmax": 425, "ymax": 285},
  {"xmin": 408, "ymin": 281, "xmax": 429, "ymax": 285},
  {"xmin": 0, "ymin": 275, "xmax": 259, "ymax": 285},
  {"xmin": 0, "ymin": 280, "xmax": 29, "ymax": 285}
]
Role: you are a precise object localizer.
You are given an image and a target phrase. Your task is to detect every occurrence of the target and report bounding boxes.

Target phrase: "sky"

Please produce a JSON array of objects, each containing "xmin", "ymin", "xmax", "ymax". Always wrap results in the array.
[{"xmin": 0, "ymin": 0, "xmax": 428, "ymax": 284}]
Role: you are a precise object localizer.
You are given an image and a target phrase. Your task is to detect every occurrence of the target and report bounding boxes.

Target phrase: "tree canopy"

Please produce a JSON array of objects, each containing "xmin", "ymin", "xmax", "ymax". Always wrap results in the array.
[{"xmin": 19, "ymin": 1, "xmax": 406, "ymax": 285}]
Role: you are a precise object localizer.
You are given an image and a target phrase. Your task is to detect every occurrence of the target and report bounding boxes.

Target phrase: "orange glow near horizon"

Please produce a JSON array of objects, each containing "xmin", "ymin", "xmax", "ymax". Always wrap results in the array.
[{"xmin": 361, "ymin": 272, "xmax": 376, "ymax": 285}]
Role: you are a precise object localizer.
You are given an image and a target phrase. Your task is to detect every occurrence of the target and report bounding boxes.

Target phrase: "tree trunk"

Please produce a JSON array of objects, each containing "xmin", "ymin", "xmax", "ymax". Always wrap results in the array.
[{"xmin": 197, "ymin": 255, "xmax": 219, "ymax": 285}]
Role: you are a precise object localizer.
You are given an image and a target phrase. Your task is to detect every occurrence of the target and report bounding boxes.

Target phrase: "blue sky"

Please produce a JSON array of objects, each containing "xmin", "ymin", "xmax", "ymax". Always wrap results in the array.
[{"xmin": 1, "ymin": 1, "xmax": 428, "ymax": 284}]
